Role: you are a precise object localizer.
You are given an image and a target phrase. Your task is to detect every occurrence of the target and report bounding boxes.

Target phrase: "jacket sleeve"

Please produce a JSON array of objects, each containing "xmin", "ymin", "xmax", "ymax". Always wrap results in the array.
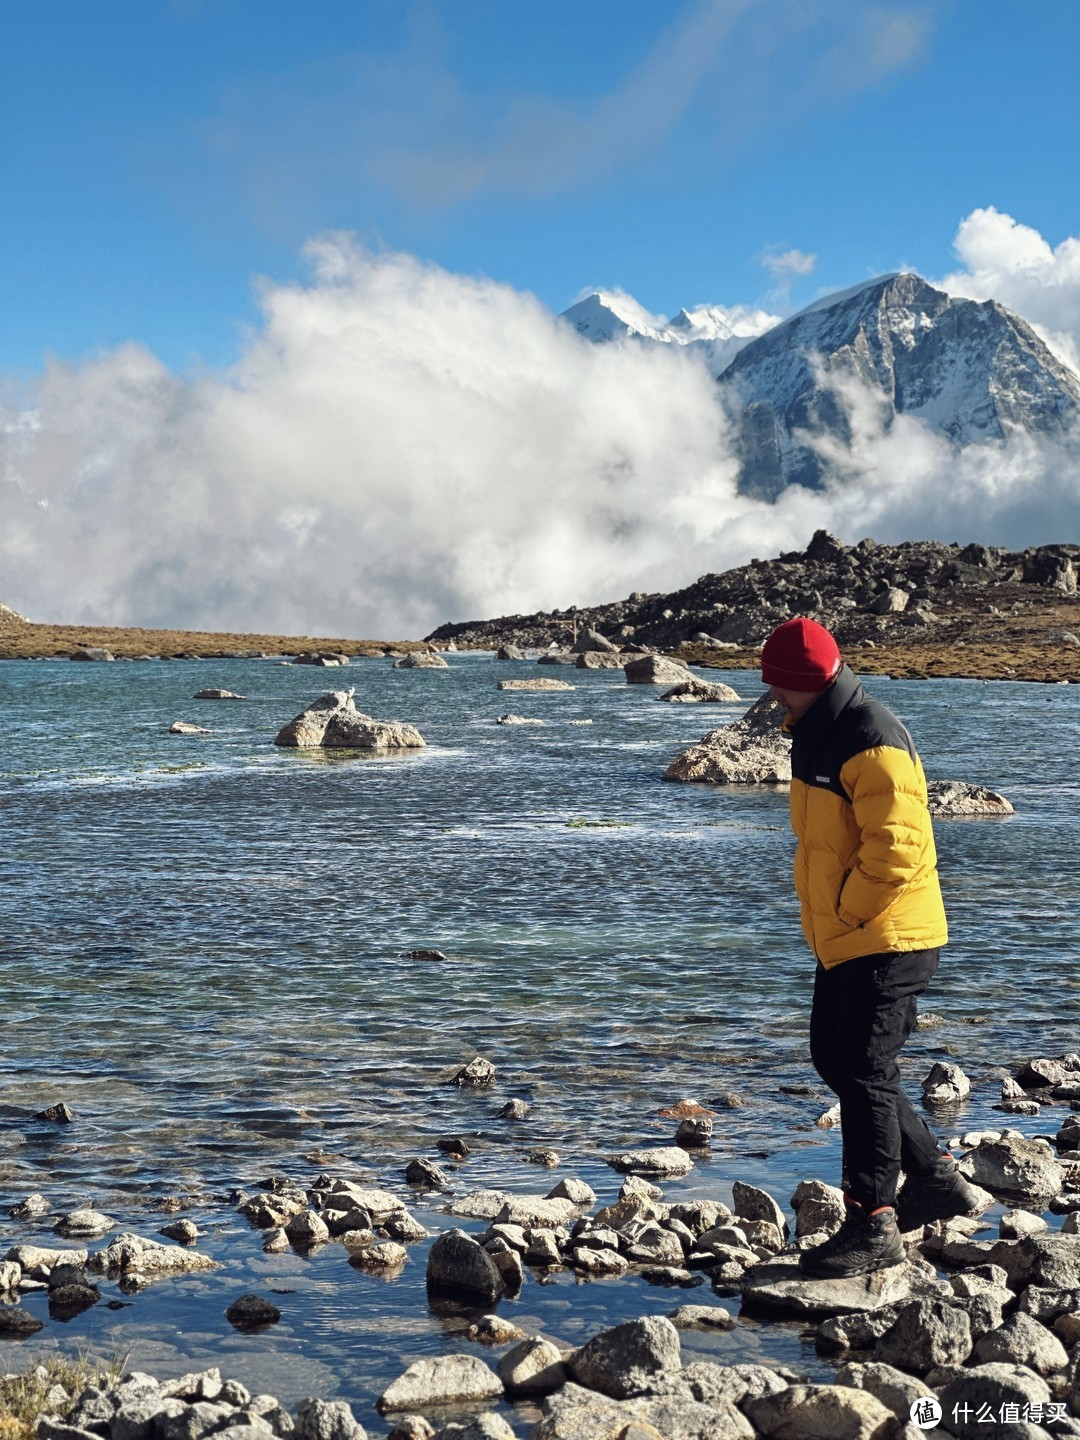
[{"xmin": 836, "ymin": 744, "xmax": 934, "ymax": 928}]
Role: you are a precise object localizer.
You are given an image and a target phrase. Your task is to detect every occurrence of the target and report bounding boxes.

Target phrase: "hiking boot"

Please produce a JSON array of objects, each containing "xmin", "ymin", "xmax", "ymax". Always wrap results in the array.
[
  {"xmin": 895, "ymin": 1154, "xmax": 987, "ymax": 1231},
  {"xmin": 798, "ymin": 1202, "xmax": 905, "ymax": 1279}
]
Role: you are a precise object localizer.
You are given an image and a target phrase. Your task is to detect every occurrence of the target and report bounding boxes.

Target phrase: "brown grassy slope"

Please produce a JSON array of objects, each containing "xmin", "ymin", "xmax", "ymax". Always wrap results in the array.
[
  {"xmin": 677, "ymin": 586, "xmax": 1080, "ymax": 684},
  {"xmin": 0, "ymin": 615, "xmax": 422, "ymax": 661}
]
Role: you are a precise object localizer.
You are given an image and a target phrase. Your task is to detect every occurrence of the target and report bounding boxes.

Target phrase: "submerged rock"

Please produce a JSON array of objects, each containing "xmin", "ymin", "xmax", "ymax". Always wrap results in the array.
[
  {"xmin": 497, "ymin": 678, "xmax": 574, "ymax": 691},
  {"xmin": 193, "ymin": 688, "xmax": 244, "ymax": 700},
  {"xmin": 169, "ymin": 721, "xmax": 211, "ymax": 735}
]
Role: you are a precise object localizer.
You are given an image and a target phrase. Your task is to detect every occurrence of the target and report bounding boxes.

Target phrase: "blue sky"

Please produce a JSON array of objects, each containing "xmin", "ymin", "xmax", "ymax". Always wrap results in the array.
[{"xmin": 4, "ymin": 0, "xmax": 1078, "ymax": 376}]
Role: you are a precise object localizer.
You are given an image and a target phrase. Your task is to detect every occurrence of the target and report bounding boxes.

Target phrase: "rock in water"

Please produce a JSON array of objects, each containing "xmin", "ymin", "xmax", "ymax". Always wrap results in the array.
[
  {"xmin": 274, "ymin": 689, "xmax": 425, "ymax": 751},
  {"xmin": 926, "ymin": 780, "xmax": 1014, "ymax": 816},
  {"xmin": 624, "ymin": 654, "xmax": 690, "ymax": 685},
  {"xmin": 657, "ymin": 678, "xmax": 742, "ymax": 702},
  {"xmin": 393, "ymin": 651, "xmax": 448, "ymax": 669},
  {"xmin": 665, "ymin": 694, "xmax": 791, "ymax": 784}
]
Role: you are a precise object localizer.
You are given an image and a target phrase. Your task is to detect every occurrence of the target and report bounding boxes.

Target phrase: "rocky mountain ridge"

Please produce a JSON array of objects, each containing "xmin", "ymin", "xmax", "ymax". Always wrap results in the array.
[
  {"xmin": 564, "ymin": 273, "xmax": 1080, "ymax": 502},
  {"xmin": 717, "ymin": 274, "xmax": 1080, "ymax": 499},
  {"xmin": 426, "ymin": 531, "xmax": 1080, "ymax": 654}
]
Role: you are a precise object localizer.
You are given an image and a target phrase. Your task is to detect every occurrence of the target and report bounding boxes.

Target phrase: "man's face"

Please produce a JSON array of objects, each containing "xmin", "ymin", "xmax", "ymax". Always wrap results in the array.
[{"xmin": 768, "ymin": 684, "xmax": 823, "ymax": 720}]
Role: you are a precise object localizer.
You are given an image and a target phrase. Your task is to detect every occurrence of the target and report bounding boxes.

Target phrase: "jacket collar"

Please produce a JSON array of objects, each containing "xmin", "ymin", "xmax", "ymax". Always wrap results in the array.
[{"xmin": 789, "ymin": 663, "xmax": 862, "ymax": 745}]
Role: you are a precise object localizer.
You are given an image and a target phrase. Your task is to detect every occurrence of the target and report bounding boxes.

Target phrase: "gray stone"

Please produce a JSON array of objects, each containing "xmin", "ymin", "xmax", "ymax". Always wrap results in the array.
[
  {"xmin": 792, "ymin": 1180, "xmax": 846, "ymax": 1238},
  {"xmin": 971, "ymin": 1310, "xmax": 1068, "ymax": 1373},
  {"xmin": 450, "ymin": 1057, "xmax": 496, "ymax": 1087},
  {"xmin": 575, "ymin": 651, "xmax": 624, "ymax": 669},
  {"xmin": 193, "ymin": 688, "xmax": 243, "ymax": 699},
  {"xmin": 426, "ymin": 1229, "xmax": 505, "ymax": 1303},
  {"xmin": 377, "ymin": 1357, "xmax": 503, "ymax": 1414},
  {"xmin": 382, "ymin": 1211, "xmax": 430, "ymax": 1244},
  {"xmin": 731, "ymin": 1181, "xmax": 788, "ymax": 1237},
  {"xmin": 571, "ymin": 629, "xmax": 618, "ymax": 654},
  {"xmin": 493, "ymin": 1196, "xmax": 579, "ymax": 1229},
  {"xmin": 348, "ymin": 1241, "xmax": 408, "ymax": 1270},
  {"xmin": 875, "ymin": 1297, "xmax": 972, "ymax": 1372},
  {"xmin": 935, "ymin": 1364, "xmax": 1051, "ymax": 1439},
  {"xmin": 156, "ymin": 1401, "xmax": 235, "ymax": 1440},
  {"xmin": 989, "ymin": 1234, "xmax": 1080, "ymax": 1289},
  {"xmin": 605, "ymin": 1147, "xmax": 693, "ymax": 1178},
  {"xmin": 567, "ymin": 1245, "xmax": 628, "ymax": 1276},
  {"xmin": 566, "ymin": 1316, "xmax": 681, "ymax": 1399},
  {"xmin": 284, "ymin": 1210, "xmax": 330, "ymax": 1247},
  {"xmin": 496, "ymin": 1336, "xmax": 566, "ymax": 1397},
  {"xmin": 960, "ymin": 1133, "xmax": 1065, "ymax": 1197},
  {"xmin": 546, "ymin": 1179, "xmax": 596, "ymax": 1207},
  {"xmin": 667, "ymin": 1304, "xmax": 735, "ymax": 1331},
  {"xmin": 405, "ymin": 1159, "xmax": 451, "ymax": 1191},
  {"xmin": 742, "ymin": 1383, "xmax": 900, "ymax": 1440},
  {"xmin": 921, "ymin": 1062, "xmax": 971, "ymax": 1105},
  {"xmin": 676, "ymin": 1361, "xmax": 788, "ymax": 1406},
  {"xmin": 836, "ymin": 1360, "xmax": 931, "ymax": 1419},
  {"xmin": 1000, "ymin": 1210, "xmax": 1049, "ymax": 1242},
  {"xmin": 7, "ymin": 1244, "xmax": 89, "ymax": 1277},
  {"xmin": 294, "ymin": 1398, "xmax": 368, "ymax": 1440},
  {"xmin": 742, "ymin": 1254, "xmax": 946, "ymax": 1318},
  {"xmin": 430, "ymin": 1417, "xmax": 515, "ymax": 1440},
  {"xmin": 170, "ymin": 722, "xmax": 211, "ymax": 735},
  {"xmin": 623, "ymin": 654, "xmax": 690, "ymax": 685},
  {"xmin": 444, "ymin": 1190, "xmax": 513, "ymax": 1221},
  {"xmin": 497, "ymin": 678, "xmax": 574, "ymax": 692}
]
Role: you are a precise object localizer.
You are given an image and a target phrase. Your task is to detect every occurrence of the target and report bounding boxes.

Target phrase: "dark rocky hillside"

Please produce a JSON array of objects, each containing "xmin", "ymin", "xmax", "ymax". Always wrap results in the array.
[{"xmin": 427, "ymin": 531, "xmax": 1080, "ymax": 658}]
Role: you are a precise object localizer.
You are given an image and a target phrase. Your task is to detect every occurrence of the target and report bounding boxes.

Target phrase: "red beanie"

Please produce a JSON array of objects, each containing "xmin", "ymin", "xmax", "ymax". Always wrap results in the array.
[{"xmin": 761, "ymin": 617, "xmax": 842, "ymax": 691}]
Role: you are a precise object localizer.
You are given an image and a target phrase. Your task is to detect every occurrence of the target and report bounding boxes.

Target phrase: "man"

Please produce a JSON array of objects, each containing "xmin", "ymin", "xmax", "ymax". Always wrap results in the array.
[{"xmin": 761, "ymin": 616, "xmax": 983, "ymax": 1279}]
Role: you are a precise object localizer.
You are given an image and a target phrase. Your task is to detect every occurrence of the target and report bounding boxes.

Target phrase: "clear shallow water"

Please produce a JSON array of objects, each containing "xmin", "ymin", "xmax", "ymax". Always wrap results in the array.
[{"xmin": 0, "ymin": 654, "xmax": 1077, "ymax": 1430}]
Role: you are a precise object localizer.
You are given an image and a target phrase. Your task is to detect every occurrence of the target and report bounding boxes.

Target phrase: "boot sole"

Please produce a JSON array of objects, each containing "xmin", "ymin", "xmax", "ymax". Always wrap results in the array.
[{"xmin": 799, "ymin": 1248, "xmax": 906, "ymax": 1280}]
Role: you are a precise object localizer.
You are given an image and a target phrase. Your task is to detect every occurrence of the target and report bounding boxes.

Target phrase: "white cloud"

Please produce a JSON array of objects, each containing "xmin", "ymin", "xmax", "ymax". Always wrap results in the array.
[
  {"xmin": 762, "ymin": 248, "xmax": 817, "ymax": 282},
  {"xmin": 3, "ymin": 230, "xmax": 1077, "ymax": 639},
  {"xmin": 937, "ymin": 206, "xmax": 1080, "ymax": 370}
]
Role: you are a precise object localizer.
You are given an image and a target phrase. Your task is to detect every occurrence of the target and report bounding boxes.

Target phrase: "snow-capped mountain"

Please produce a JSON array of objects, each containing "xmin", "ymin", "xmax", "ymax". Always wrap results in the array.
[
  {"xmin": 560, "ymin": 291, "xmax": 778, "ymax": 377},
  {"xmin": 716, "ymin": 272, "xmax": 1080, "ymax": 499},
  {"xmin": 565, "ymin": 273, "xmax": 1080, "ymax": 502}
]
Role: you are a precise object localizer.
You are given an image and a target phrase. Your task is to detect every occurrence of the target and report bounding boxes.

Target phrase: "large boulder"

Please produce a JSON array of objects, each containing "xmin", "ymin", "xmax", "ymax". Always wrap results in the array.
[
  {"xmin": 571, "ymin": 628, "xmax": 617, "ymax": 654},
  {"xmin": 742, "ymin": 1383, "xmax": 900, "ymax": 1440},
  {"xmin": 274, "ymin": 690, "xmax": 425, "ymax": 751},
  {"xmin": 425, "ymin": 1229, "xmax": 505, "ymax": 1304},
  {"xmin": 960, "ymin": 1134, "xmax": 1065, "ymax": 1198},
  {"xmin": 624, "ymin": 655, "xmax": 691, "ymax": 685},
  {"xmin": 740, "ymin": 1255, "xmax": 946, "ymax": 1318},
  {"xmin": 664, "ymin": 694, "xmax": 790, "ymax": 784}
]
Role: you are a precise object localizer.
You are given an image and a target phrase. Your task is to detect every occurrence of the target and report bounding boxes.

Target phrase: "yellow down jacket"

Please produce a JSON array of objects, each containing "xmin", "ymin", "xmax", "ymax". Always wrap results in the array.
[{"xmin": 786, "ymin": 665, "xmax": 948, "ymax": 968}]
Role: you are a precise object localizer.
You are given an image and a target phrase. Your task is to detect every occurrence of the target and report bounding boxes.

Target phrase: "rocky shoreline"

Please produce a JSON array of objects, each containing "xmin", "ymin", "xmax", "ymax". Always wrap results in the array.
[{"xmin": 5, "ymin": 1048, "xmax": 1080, "ymax": 1439}]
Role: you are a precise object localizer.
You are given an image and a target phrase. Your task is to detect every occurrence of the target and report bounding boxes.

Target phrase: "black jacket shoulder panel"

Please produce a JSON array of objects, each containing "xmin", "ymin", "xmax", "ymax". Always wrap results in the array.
[{"xmin": 790, "ymin": 667, "xmax": 915, "ymax": 796}]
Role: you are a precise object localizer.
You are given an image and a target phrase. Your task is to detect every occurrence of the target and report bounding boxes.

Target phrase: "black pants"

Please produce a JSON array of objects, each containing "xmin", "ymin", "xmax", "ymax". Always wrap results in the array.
[{"xmin": 809, "ymin": 948, "xmax": 943, "ymax": 1211}]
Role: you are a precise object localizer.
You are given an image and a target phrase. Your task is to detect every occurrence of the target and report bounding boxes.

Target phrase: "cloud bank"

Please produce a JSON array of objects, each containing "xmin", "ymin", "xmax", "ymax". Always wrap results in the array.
[{"xmin": 2, "ymin": 212, "xmax": 1079, "ymax": 638}]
